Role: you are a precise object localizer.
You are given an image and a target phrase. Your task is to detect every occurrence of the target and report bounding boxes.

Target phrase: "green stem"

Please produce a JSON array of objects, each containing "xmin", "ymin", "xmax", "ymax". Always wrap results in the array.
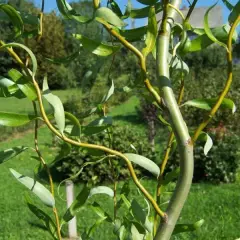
[{"xmin": 154, "ymin": 0, "xmax": 194, "ymax": 239}]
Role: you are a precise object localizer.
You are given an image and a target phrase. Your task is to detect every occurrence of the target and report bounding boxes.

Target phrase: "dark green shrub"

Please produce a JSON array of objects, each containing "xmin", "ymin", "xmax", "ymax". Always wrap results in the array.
[
  {"xmin": 50, "ymin": 125, "xmax": 158, "ymax": 184},
  {"xmin": 169, "ymin": 132, "xmax": 239, "ymax": 183}
]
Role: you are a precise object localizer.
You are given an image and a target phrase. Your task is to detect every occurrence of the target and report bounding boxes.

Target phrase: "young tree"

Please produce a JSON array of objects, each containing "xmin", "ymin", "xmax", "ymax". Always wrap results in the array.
[{"xmin": 0, "ymin": 0, "xmax": 239, "ymax": 240}]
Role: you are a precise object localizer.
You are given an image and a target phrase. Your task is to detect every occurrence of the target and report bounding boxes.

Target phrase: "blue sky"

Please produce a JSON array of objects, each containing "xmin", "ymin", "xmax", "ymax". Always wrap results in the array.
[{"xmin": 34, "ymin": 0, "xmax": 239, "ymax": 27}]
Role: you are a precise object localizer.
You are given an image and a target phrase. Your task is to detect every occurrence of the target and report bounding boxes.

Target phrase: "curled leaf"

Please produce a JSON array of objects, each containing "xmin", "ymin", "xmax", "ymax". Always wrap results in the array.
[
  {"xmin": 124, "ymin": 153, "xmax": 160, "ymax": 177},
  {"xmin": 43, "ymin": 77, "xmax": 65, "ymax": 134}
]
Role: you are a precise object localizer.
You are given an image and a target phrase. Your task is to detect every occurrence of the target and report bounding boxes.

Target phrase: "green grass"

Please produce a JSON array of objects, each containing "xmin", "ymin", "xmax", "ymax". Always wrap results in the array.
[
  {"xmin": 0, "ymin": 92, "xmax": 240, "ymax": 239},
  {"xmin": 0, "ymin": 128, "xmax": 240, "ymax": 239},
  {"xmin": 0, "ymin": 88, "xmax": 82, "ymax": 114}
]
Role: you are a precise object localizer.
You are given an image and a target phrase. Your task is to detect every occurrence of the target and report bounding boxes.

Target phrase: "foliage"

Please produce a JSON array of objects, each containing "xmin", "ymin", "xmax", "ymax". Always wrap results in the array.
[
  {"xmin": 170, "ymin": 132, "xmax": 240, "ymax": 183},
  {"xmin": 50, "ymin": 125, "xmax": 158, "ymax": 184},
  {"xmin": 0, "ymin": 0, "xmax": 239, "ymax": 240}
]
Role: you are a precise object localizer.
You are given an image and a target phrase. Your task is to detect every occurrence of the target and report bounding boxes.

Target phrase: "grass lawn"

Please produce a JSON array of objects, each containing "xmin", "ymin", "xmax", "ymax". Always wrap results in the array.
[
  {"xmin": 0, "ymin": 127, "xmax": 239, "ymax": 239},
  {"xmin": 0, "ymin": 92, "xmax": 240, "ymax": 239},
  {"xmin": 0, "ymin": 89, "xmax": 82, "ymax": 114}
]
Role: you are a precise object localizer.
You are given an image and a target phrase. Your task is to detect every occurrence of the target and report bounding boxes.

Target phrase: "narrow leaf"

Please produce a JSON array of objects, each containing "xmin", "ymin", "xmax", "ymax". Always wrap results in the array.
[
  {"xmin": 173, "ymin": 219, "xmax": 205, "ymax": 235},
  {"xmin": 198, "ymin": 132, "xmax": 213, "ymax": 155},
  {"xmin": 88, "ymin": 116, "xmax": 113, "ymax": 126},
  {"xmin": 43, "ymin": 77, "xmax": 65, "ymax": 134},
  {"xmin": 182, "ymin": 98, "xmax": 236, "ymax": 113},
  {"xmin": 137, "ymin": 0, "xmax": 157, "ymax": 5},
  {"xmin": 65, "ymin": 111, "xmax": 81, "ymax": 137},
  {"xmin": 131, "ymin": 224, "xmax": 144, "ymax": 240},
  {"xmin": 120, "ymin": 26, "xmax": 147, "ymax": 42},
  {"xmin": 142, "ymin": 6, "xmax": 157, "ymax": 57},
  {"xmin": 8, "ymin": 69, "xmax": 37, "ymax": 101},
  {"xmin": 10, "ymin": 168, "xmax": 55, "ymax": 207},
  {"xmin": 0, "ymin": 4, "xmax": 23, "ymax": 38},
  {"xmin": 0, "ymin": 146, "xmax": 29, "ymax": 164},
  {"xmin": 89, "ymin": 201, "xmax": 112, "ymax": 222},
  {"xmin": 56, "ymin": 0, "xmax": 91, "ymax": 23},
  {"xmin": 222, "ymin": 0, "xmax": 234, "ymax": 10},
  {"xmin": 74, "ymin": 34, "xmax": 120, "ymax": 57},
  {"xmin": 89, "ymin": 186, "xmax": 114, "ymax": 198},
  {"xmin": 204, "ymin": 3, "xmax": 227, "ymax": 49},
  {"xmin": 95, "ymin": 7, "xmax": 126, "ymax": 27},
  {"xmin": 163, "ymin": 168, "xmax": 180, "ymax": 186},
  {"xmin": 110, "ymin": 0, "xmax": 123, "ymax": 17},
  {"xmin": 131, "ymin": 199, "xmax": 152, "ymax": 233},
  {"xmin": 228, "ymin": 1, "xmax": 240, "ymax": 24},
  {"xmin": 26, "ymin": 199, "xmax": 58, "ymax": 239},
  {"xmin": 101, "ymin": 80, "xmax": 114, "ymax": 103},
  {"xmin": 0, "ymin": 112, "xmax": 36, "ymax": 126},
  {"xmin": 124, "ymin": 153, "xmax": 160, "ymax": 177},
  {"xmin": 130, "ymin": 3, "xmax": 162, "ymax": 19},
  {"xmin": 45, "ymin": 51, "xmax": 80, "ymax": 65},
  {"xmin": 0, "ymin": 43, "xmax": 37, "ymax": 76},
  {"xmin": 62, "ymin": 185, "xmax": 90, "ymax": 223}
]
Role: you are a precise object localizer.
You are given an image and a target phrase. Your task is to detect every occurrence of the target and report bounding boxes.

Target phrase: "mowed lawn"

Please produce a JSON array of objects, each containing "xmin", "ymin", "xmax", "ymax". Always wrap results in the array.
[{"xmin": 0, "ymin": 92, "xmax": 240, "ymax": 239}]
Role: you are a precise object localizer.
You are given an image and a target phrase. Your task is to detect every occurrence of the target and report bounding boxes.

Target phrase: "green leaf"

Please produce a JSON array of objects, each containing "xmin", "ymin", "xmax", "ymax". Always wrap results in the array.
[
  {"xmin": 137, "ymin": 0, "xmax": 157, "ymax": 5},
  {"xmin": 204, "ymin": 3, "xmax": 227, "ymax": 49},
  {"xmin": 89, "ymin": 186, "xmax": 114, "ymax": 198},
  {"xmin": 110, "ymin": 0, "xmax": 123, "ymax": 17},
  {"xmin": 95, "ymin": 7, "xmax": 126, "ymax": 28},
  {"xmin": 222, "ymin": 0, "xmax": 234, "ymax": 11},
  {"xmin": 228, "ymin": 1, "xmax": 240, "ymax": 24},
  {"xmin": 124, "ymin": 153, "xmax": 160, "ymax": 177},
  {"xmin": 163, "ymin": 168, "xmax": 180, "ymax": 186},
  {"xmin": 26, "ymin": 199, "xmax": 58, "ymax": 239},
  {"xmin": 56, "ymin": 0, "xmax": 91, "ymax": 23},
  {"xmin": 89, "ymin": 201, "xmax": 112, "ymax": 222},
  {"xmin": 0, "ymin": 4, "xmax": 23, "ymax": 38},
  {"xmin": 169, "ymin": 54, "xmax": 189, "ymax": 76},
  {"xmin": 0, "ymin": 76, "xmax": 25, "ymax": 98},
  {"xmin": 131, "ymin": 224, "xmax": 144, "ymax": 240},
  {"xmin": 101, "ymin": 80, "xmax": 114, "ymax": 103},
  {"xmin": 123, "ymin": 0, "xmax": 132, "ymax": 19},
  {"xmin": 65, "ymin": 111, "xmax": 81, "ymax": 137},
  {"xmin": 131, "ymin": 199, "xmax": 152, "ymax": 233},
  {"xmin": 130, "ymin": 3, "xmax": 162, "ymax": 19},
  {"xmin": 142, "ymin": 6, "xmax": 157, "ymax": 57},
  {"xmin": 20, "ymin": 12, "xmax": 38, "ymax": 25},
  {"xmin": 45, "ymin": 51, "xmax": 80, "ymax": 65},
  {"xmin": 81, "ymin": 125, "xmax": 110, "ymax": 136},
  {"xmin": 81, "ymin": 116, "xmax": 112, "ymax": 136},
  {"xmin": 0, "ymin": 146, "xmax": 29, "ymax": 164},
  {"xmin": 62, "ymin": 185, "xmax": 90, "ymax": 223},
  {"xmin": 185, "ymin": 24, "xmax": 237, "ymax": 52},
  {"xmin": 87, "ymin": 217, "xmax": 108, "ymax": 237},
  {"xmin": 0, "ymin": 43, "xmax": 37, "ymax": 76},
  {"xmin": 182, "ymin": 98, "xmax": 236, "ymax": 113},
  {"xmin": 43, "ymin": 77, "xmax": 65, "ymax": 134},
  {"xmin": 74, "ymin": 34, "xmax": 120, "ymax": 57},
  {"xmin": 0, "ymin": 112, "xmax": 36, "ymax": 126},
  {"xmin": 8, "ymin": 69, "xmax": 37, "ymax": 101},
  {"xmin": 10, "ymin": 168, "xmax": 55, "ymax": 207},
  {"xmin": 198, "ymin": 132, "xmax": 213, "ymax": 156},
  {"xmin": 120, "ymin": 26, "xmax": 147, "ymax": 42},
  {"xmin": 173, "ymin": 219, "xmax": 205, "ymax": 235},
  {"xmin": 88, "ymin": 116, "xmax": 113, "ymax": 127}
]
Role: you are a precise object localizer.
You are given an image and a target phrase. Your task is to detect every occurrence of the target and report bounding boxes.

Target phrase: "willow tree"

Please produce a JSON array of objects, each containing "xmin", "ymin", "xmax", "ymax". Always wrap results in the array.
[{"xmin": 0, "ymin": 0, "xmax": 239, "ymax": 239}]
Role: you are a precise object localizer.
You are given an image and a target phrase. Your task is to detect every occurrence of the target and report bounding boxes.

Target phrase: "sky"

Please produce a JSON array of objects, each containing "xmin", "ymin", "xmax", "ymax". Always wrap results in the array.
[{"xmin": 33, "ymin": 0, "xmax": 239, "ymax": 28}]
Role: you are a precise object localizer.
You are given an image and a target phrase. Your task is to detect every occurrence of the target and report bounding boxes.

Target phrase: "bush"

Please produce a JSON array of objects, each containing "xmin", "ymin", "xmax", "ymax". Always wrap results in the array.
[
  {"xmin": 169, "ymin": 132, "xmax": 240, "ymax": 183},
  {"xmin": 50, "ymin": 125, "xmax": 159, "ymax": 184}
]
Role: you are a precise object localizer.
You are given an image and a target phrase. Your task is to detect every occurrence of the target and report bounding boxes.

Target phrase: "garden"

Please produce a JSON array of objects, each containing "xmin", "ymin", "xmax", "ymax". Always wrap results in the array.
[{"xmin": 0, "ymin": 0, "xmax": 240, "ymax": 240}]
